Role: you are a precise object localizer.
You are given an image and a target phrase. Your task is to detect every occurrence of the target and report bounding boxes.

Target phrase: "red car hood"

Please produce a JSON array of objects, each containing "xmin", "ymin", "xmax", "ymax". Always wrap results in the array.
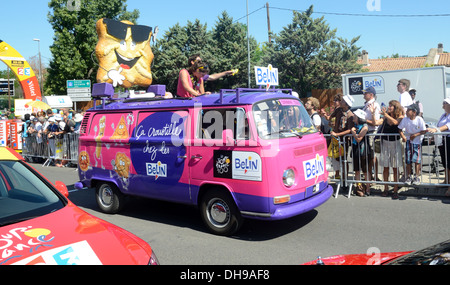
[
  {"xmin": 303, "ymin": 251, "xmax": 413, "ymax": 265},
  {"xmin": 0, "ymin": 203, "xmax": 153, "ymax": 265}
]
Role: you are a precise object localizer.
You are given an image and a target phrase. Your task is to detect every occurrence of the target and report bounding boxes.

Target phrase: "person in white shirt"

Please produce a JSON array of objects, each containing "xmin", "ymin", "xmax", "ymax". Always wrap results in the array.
[
  {"xmin": 398, "ymin": 103, "xmax": 426, "ymax": 188},
  {"xmin": 397, "ymin": 78, "xmax": 413, "ymax": 112},
  {"xmin": 363, "ymin": 86, "xmax": 381, "ymax": 182},
  {"xmin": 427, "ymin": 98, "xmax": 450, "ymax": 196}
]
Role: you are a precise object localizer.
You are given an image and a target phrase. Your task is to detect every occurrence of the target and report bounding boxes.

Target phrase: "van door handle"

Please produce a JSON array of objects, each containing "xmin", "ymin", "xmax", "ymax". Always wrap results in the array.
[
  {"xmin": 177, "ymin": 155, "xmax": 187, "ymax": 159},
  {"xmin": 191, "ymin": 155, "xmax": 203, "ymax": 159}
]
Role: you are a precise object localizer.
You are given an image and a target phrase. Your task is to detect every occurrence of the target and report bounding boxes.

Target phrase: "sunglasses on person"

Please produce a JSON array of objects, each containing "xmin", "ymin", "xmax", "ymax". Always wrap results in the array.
[
  {"xmin": 197, "ymin": 65, "xmax": 209, "ymax": 73},
  {"xmin": 103, "ymin": 18, "xmax": 152, "ymax": 42}
]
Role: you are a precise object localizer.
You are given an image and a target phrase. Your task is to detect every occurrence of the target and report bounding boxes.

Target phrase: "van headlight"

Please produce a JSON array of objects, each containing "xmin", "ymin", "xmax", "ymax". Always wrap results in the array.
[{"xmin": 282, "ymin": 168, "xmax": 295, "ymax": 187}]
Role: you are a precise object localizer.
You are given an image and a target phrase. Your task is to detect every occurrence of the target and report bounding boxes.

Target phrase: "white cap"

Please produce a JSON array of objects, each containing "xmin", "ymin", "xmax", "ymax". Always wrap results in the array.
[
  {"xmin": 343, "ymin": 94, "xmax": 354, "ymax": 107},
  {"xmin": 74, "ymin": 113, "xmax": 83, "ymax": 122},
  {"xmin": 48, "ymin": 117, "xmax": 56, "ymax": 123},
  {"xmin": 444, "ymin": 98, "xmax": 450, "ymax": 105}
]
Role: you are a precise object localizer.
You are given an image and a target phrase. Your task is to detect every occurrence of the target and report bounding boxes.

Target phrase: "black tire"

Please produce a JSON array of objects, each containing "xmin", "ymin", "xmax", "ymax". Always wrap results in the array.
[
  {"xmin": 96, "ymin": 182, "xmax": 125, "ymax": 214},
  {"xmin": 200, "ymin": 189, "xmax": 243, "ymax": 236}
]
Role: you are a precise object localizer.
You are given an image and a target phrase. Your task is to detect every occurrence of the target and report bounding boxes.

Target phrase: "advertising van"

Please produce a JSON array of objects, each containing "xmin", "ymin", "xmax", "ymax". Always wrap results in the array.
[{"xmin": 76, "ymin": 85, "xmax": 333, "ymax": 235}]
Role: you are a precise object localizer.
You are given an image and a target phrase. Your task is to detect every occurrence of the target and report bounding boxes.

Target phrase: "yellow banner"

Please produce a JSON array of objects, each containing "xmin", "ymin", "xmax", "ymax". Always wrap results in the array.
[{"xmin": 0, "ymin": 40, "xmax": 41, "ymax": 101}]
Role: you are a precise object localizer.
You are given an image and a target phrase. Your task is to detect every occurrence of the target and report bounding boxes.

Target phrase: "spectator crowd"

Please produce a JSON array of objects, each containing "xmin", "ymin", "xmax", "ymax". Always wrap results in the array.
[
  {"xmin": 319, "ymin": 78, "xmax": 450, "ymax": 198},
  {"xmin": 11, "ymin": 108, "xmax": 84, "ymax": 167}
]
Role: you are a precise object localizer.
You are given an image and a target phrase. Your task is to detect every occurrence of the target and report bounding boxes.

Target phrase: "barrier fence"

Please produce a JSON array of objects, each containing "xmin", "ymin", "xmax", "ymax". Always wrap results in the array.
[
  {"xmin": 18, "ymin": 130, "xmax": 450, "ymax": 197},
  {"xmin": 21, "ymin": 133, "xmax": 79, "ymax": 167},
  {"xmin": 326, "ymin": 132, "xmax": 450, "ymax": 198}
]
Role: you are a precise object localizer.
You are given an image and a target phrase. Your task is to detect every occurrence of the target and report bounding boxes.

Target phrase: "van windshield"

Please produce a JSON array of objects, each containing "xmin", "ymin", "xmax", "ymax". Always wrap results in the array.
[{"xmin": 252, "ymin": 98, "xmax": 317, "ymax": 139}]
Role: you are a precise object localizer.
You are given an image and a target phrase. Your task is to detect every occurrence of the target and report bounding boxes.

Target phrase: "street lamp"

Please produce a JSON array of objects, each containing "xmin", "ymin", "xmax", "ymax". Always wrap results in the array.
[{"xmin": 32, "ymin": 38, "xmax": 43, "ymax": 96}]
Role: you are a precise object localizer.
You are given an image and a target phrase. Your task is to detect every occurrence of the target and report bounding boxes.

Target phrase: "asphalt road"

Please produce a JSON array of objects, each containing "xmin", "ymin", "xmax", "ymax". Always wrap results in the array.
[{"xmin": 32, "ymin": 163, "xmax": 450, "ymax": 265}]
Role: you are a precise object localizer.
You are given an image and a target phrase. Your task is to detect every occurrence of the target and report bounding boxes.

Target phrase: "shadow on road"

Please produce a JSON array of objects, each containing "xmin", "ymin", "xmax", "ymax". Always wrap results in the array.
[{"xmin": 68, "ymin": 188, "xmax": 319, "ymax": 241}]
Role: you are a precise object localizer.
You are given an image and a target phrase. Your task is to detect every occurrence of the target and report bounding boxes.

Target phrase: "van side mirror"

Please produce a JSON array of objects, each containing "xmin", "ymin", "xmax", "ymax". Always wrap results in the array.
[{"xmin": 222, "ymin": 129, "xmax": 235, "ymax": 146}]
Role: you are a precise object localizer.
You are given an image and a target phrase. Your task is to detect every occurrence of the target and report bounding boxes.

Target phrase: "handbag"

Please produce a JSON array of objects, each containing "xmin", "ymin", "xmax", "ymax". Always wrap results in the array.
[
  {"xmin": 328, "ymin": 136, "xmax": 344, "ymax": 159},
  {"xmin": 374, "ymin": 120, "xmax": 386, "ymax": 153}
]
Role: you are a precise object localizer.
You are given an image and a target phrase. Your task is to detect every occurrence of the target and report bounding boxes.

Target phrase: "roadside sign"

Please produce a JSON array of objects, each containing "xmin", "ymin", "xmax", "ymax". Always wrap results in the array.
[
  {"xmin": 67, "ymin": 79, "xmax": 91, "ymax": 89},
  {"xmin": 67, "ymin": 80, "xmax": 91, "ymax": 101}
]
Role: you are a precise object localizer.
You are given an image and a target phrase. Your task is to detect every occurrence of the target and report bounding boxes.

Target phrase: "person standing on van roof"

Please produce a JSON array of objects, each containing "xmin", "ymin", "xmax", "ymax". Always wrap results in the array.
[
  {"xmin": 363, "ymin": 86, "xmax": 381, "ymax": 181},
  {"xmin": 188, "ymin": 54, "xmax": 234, "ymax": 82},
  {"xmin": 177, "ymin": 60, "xmax": 211, "ymax": 97},
  {"xmin": 397, "ymin": 78, "xmax": 413, "ymax": 111}
]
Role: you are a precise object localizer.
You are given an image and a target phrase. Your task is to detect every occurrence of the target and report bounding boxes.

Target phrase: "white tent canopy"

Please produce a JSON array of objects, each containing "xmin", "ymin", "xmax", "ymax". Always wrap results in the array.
[{"xmin": 43, "ymin": 96, "xmax": 73, "ymax": 109}]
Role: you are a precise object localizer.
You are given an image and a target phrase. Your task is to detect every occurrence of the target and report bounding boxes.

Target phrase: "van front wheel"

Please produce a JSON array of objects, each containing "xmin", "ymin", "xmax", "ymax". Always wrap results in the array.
[
  {"xmin": 200, "ymin": 189, "xmax": 243, "ymax": 236},
  {"xmin": 96, "ymin": 182, "xmax": 124, "ymax": 214}
]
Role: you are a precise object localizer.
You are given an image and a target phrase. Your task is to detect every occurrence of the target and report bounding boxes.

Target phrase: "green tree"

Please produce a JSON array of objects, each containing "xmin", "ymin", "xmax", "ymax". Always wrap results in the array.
[
  {"xmin": 152, "ymin": 20, "xmax": 214, "ymax": 93},
  {"xmin": 152, "ymin": 12, "xmax": 259, "ymax": 94},
  {"xmin": 45, "ymin": 0, "xmax": 139, "ymax": 95},
  {"xmin": 262, "ymin": 5, "xmax": 362, "ymax": 97}
]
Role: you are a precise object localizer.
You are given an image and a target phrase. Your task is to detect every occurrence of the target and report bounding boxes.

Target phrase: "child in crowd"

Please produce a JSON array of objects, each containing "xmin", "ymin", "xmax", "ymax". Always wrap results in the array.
[
  {"xmin": 350, "ymin": 109, "xmax": 372, "ymax": 196},
  {"xmin": 398, "ymin": 103, "xmax": 426, "ymax": 188}
]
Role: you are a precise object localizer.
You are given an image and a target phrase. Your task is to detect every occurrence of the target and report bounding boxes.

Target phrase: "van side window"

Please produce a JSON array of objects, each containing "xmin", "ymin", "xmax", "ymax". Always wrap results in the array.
[{"xmin": 198, "ymin": 108, "xmax": 249, "ymax": 140}]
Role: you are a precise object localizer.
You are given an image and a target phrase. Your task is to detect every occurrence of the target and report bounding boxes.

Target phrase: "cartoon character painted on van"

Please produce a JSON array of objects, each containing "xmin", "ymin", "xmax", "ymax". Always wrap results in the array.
[
  {"xmin": 95, "ymin": 18, "xmax": 154, "ymax": 88},
  {"xmin": 77, "ymin": 90, "xmax": 333, "ymax": 236},
  {"xmin": 79, "ymin": 110, "xmax": 188, "ymax": 195}
]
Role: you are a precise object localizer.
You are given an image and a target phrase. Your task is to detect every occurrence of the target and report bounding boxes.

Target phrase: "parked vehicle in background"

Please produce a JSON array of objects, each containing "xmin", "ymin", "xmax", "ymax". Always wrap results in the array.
[{"xmin": 342, "ymin": 66, "xmax": 450, "ymax": 123}]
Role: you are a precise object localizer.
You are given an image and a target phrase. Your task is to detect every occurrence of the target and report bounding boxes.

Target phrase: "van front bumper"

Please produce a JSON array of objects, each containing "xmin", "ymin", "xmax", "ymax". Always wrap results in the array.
[{"xmin": 240, "ymin": 185, "xmax": 333, "ymax": 220}]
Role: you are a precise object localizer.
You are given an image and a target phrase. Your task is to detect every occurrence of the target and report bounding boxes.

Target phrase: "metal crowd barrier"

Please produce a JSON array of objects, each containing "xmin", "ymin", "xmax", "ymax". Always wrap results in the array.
[
  {"xmin": 325, "ymin": 131, "xmax": 450, "ymax": 198},
  {"xmin": 21, "ymin": 133, "xmax": 80, "ymax": 167}
]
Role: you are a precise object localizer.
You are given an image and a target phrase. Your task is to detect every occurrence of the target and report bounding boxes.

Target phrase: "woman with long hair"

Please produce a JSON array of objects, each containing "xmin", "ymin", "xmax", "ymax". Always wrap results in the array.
[
  {"xmin": 177, "ymin": 61, "xmax": 210, "ymax": 97},
  {"xmin": 377, "ymin": 100, "xmax": 404, "ymax": 198}
]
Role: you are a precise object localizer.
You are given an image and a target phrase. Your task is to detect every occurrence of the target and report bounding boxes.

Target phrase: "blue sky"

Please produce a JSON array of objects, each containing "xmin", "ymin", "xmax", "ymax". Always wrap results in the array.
[{"xmin": 1, "ymin": 0, "xmax": 450, "ymax": 70}]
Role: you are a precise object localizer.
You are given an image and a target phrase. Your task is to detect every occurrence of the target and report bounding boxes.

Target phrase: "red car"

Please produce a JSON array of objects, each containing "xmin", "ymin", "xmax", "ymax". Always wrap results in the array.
[
  {"xmin": 0, "ymin": 147, "xmax": 158, "ymax": 265},
  {"xmin": 303, "ymin": 240, "xmax": 450, "ymax": 265}
]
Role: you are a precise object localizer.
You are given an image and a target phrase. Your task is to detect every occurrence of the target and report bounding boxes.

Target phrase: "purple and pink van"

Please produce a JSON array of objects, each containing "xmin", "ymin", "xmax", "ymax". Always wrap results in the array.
[{"xmin": 76, "ymin": 84, "xmax": 333, "ymax": 235}]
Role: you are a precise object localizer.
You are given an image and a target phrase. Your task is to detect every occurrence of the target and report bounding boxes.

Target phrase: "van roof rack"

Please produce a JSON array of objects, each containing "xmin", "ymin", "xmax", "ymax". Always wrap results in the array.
[
  {"xmin": 90, "ymin": 83, "xmax": 294, "ymax": 110},
  {"xmin": 219, "ymin": 87, "xmax": 292, "ymax": 104}
]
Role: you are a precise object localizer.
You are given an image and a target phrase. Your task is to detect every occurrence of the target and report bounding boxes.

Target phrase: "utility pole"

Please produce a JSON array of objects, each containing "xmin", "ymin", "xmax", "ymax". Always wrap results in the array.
[
  {"xmin": 7, "ymin": 67, "xmax": 10, "ymax": 109},
  {"xmin": 246, "ymin": 0, "xmax": 251, "ymax": 88},
  {"xmin": 266, "ymin": 2, "xmax": 271, "ymax": 43}
]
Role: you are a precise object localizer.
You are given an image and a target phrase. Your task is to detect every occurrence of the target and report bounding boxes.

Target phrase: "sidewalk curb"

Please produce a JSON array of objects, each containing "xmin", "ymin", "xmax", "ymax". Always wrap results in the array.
[{"xmin": 331, "ymin": 182, "xmax": 450, "ymax": 198}]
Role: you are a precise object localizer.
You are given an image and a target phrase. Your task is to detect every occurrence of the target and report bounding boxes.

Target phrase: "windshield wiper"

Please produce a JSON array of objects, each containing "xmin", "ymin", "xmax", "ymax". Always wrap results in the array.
[
  {"xmin": 267, "ymin": 129, "xmax": 293, "ymax": 137},
  {"xmin": 0, "ymin": 216, "xmax": 39, "ymax": 227}
]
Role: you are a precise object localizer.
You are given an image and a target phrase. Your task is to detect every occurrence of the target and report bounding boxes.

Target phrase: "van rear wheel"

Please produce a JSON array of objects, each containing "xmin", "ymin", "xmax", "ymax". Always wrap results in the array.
[
  {"xmin": 96, "ymin": 182, "xmax": 124, "ymax": 214},
  {"xmin": 200, "ymin": 189, "xmax": 243, "ymax": 236}
]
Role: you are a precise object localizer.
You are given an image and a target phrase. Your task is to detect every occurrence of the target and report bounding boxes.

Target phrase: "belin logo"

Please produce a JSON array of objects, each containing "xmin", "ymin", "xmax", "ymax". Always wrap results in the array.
[
  {"xmin": 67, "ymin": 0, "xmax": 81, "ymax": 11},
  {"xmin": 303, "ymin": 154, "xmax": 325, "ymax": 182},
  {"xmin": 146, "ymin": 161, "xmax": 167, "ymax": 180}
]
